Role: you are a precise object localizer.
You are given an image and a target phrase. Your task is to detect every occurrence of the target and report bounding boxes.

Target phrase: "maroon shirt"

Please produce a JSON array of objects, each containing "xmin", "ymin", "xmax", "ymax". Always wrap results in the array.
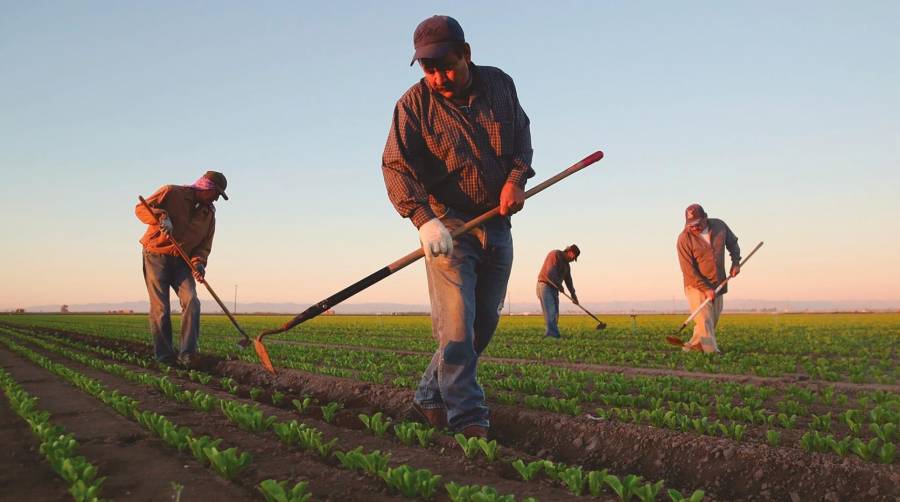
[
  {"xmin": 537, "ymin": 250, "xmax": 574, "ymax": 294},
  {"xmin": 382, "ymin": 64, "xmax": 534, "ymax": 227}
]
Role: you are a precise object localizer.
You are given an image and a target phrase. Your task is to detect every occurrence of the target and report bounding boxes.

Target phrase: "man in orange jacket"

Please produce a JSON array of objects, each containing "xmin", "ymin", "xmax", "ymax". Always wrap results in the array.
[{"xmin": 135, "ymin": 171, "xmax": 227, "ymax": 366}]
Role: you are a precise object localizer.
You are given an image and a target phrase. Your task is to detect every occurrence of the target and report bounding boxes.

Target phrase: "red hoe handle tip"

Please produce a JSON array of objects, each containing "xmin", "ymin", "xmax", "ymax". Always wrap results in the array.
[{"xmin": 581, "ymin": 151, "xmax": 604, "ymax": 165}]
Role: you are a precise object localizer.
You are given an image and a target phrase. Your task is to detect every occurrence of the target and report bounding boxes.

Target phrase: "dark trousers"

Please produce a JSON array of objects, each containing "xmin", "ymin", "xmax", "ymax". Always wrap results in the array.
[{"xmin": 142, "ymin": 250, "xmax": 200, "ymax": 362}]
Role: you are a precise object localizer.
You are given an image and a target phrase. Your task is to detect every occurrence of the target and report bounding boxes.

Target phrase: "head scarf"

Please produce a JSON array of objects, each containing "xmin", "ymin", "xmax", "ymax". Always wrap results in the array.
[{"xmin": 188, "ymin": 176, "xmax": 219, "ymax": 209}]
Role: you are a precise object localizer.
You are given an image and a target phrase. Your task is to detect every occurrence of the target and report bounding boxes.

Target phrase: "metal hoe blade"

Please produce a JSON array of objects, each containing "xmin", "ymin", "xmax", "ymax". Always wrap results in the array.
[
  {"xmin": 665, "ymin": 334, "xmax": 685, "ymax": 346},
  {"xmin": 665, "ymin": 241, "xmax": 764, "ymax": 348},
  {"xmin": 253, "ymin": 338, "xmax": 277, "ymax": 375}
]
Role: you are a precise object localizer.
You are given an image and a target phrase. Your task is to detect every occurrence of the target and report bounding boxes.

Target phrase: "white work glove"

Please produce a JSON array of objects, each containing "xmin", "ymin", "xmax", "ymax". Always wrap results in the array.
[
  {"xmin": 159, "ymin": 216, "xmax": 174, "ymax": 234},
  {"xmin": 419, "ymin": 218, "xmax": 453, "ymax": 259}
]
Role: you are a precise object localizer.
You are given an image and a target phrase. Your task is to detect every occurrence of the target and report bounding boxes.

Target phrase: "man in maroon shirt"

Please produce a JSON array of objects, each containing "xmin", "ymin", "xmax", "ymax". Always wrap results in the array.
[{"xmin": 536, "ymin": 245, "xmax": 580, "ymax": 338}]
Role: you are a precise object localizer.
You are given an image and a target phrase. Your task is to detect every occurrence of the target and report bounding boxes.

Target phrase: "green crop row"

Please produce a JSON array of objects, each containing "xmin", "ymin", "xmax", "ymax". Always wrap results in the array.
[{"xmin": 0, "ymin": 367, "xmax": 107, "ymax": 502}]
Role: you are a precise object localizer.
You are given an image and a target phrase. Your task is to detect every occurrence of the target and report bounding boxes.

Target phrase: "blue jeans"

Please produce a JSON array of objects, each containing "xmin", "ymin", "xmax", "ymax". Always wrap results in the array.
[
  {"xmin": 414, "ymin": 212, "xmax": 513, "ymax": 431},
  {"xmin": 142, "ymin": 250, "xmax": 200, "ymax": 362},
  {"xmin": 537, "ymin": 282, "xmax": 560, "ymax": 338}
]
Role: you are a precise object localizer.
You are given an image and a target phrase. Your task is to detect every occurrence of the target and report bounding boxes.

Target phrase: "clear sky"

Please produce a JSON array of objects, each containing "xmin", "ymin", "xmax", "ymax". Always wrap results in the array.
[{"xmin": 2, "ymin": 1, "xmax": 898, "ymax": 310}]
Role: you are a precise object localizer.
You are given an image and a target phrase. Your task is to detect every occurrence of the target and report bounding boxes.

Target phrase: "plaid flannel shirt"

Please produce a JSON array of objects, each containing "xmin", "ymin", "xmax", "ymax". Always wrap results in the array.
[{"xmin": 382, "ymin": 64, "xmax": 534, "ymax": 228}]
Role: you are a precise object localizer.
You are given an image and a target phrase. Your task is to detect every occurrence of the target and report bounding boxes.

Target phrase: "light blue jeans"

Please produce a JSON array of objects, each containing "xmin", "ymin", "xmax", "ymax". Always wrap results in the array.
[
  {"xmin": 414, "ymin": 213, "xmax": 513, "ymax": 431},
  {"xmin": 536, "ymin": 282, "xmax": 561, "ymax": 338},
  {"xmin": 142, "ymin": 250, "xmax": 200, "ymax": 363}
]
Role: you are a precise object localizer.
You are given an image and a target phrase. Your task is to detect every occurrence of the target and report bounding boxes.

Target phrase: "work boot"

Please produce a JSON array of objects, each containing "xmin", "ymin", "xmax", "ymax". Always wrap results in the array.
[
  {"xmin": 409, "ymin": 402, "xmax": 447, "ymax": 429},
  {"xmin": 177, "ymin": 353, "xmax": 196, "ymax": 369},
  {"xmin": 158, "ymin": 356, "xmax": 177, "ymax": 367},
  {"xmin": 458, "ymin": 424, "xmax": 489, "ymax": 439}
]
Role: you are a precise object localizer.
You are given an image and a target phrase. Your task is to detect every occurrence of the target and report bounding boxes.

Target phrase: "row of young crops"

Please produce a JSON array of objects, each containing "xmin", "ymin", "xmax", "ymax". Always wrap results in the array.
[
  {"xmin": 3, "ymin": 315, "xmax": 898, "ymax": 465},
  {"xmin": 0, "ymin": 323, "xmax": 714, "ymax": 501},
  {"xmin": 1, "ymin": 314, "xmax": 897, "ymax": 500},
  {"xmin": 10, "ymin": 313, "xmax": 897, "ymax": 383}
]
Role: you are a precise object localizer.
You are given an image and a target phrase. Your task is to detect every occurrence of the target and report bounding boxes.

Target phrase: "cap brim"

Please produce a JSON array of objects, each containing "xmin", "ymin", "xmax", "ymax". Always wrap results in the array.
[
  {"xmin": 685, "ymin": 218, "xmax": 702, "ymax": 226},
  {"xmin": 409, "ymin": 43, "xmax": 453, "ymax": 66}
]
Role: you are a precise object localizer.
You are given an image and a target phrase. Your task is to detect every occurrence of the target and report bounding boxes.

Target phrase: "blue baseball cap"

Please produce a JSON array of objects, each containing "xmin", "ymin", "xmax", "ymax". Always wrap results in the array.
[{"xmin": 410, "ymin": 15, "xmax": 465, "ymax": 66}]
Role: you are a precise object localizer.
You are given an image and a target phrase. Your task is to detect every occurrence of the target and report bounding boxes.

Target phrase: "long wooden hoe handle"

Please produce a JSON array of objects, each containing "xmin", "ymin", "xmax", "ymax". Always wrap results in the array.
[
  {"xmin": 550, "ymin": 281, "xmax": 606, "ymax": 327},
  {"xmin": 138, "ymin": 196, "xmax": 251, "ymax": 347},
  {"xmin": 666, "ymin": 241, "xmax": 764, "ymax": 346},
  {"xmin": 259, "ymin": 150, "xmax": 605, "ymax": 340}
]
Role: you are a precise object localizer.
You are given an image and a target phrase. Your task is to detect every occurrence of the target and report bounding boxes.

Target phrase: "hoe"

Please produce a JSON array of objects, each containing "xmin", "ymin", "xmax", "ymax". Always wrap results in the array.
[
  {"xmin": 252, "ymin": 150, "xmax": 606, "ymax": 374},
  {"xmin": 666, "ymin": 241, "xmax": 764, "ymax": 347},
  {"xmin": 550, "ymin": 281, "xmax": 606, "ymax": 330},
  {"xmin": 138, "ymin": 196, "xmax": 252, "ymax": 350}
]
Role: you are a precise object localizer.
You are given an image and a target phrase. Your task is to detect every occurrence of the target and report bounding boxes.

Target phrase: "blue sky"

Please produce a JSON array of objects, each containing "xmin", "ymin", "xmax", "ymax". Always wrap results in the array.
[{"xmin": 2, "ymin": 1, "xmax": 898, "ymax": 309}]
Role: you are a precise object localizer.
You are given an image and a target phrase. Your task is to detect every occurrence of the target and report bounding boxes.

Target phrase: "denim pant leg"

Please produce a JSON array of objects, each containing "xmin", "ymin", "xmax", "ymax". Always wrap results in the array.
[
  {"xmin": 143, "ymin": 251, "xmax": 176, "ymax": 362},
  {"xmin": 472, "ymin": 221, "xmax": 513, "ymax": 356},
  {"xmin": 171, "ymin": 259, "xmax": 201, "ymax": 356},
  {"xmin": 419, "ymin": 233, "xmax": 481, "ymax": 430},
  {"xmin": 537, "ymin": 283, "xmax": 561, "ymax": 338},
  {"xmin": 419, "ymin": 219, "xmax": 513, "ymax": 431}
]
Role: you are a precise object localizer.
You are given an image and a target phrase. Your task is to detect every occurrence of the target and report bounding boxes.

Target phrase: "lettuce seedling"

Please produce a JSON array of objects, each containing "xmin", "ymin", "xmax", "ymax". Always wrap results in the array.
[
  {"xmin": 321, "ymin": 402, "xmax": 343, "ymax": 423},
  {"xmin": 477, "ymin": 438, "xmax": 499, "ymax": 462},
  {"xmin": 203, "ymin": 446, "xmax": 252, "ymax": 480},
  {"xmin": 511, "ymin": 459, "xmax": 544, "ymax": 481},
  {"xmin": 292, "ymin": 396, "xmax": 315, "ymax": 414},
  {"xmin": 359, "ymin": 412, "xmax": 391, "ymax": 437},
  {"xmin": 560, "ymin": 466, "xmax": 586, "ymax": 496},
  {"xmin": 667, "ymin": 488, "xmax": 706, "ymax": 501},
  {"xmin": 454, "ymin": 434, "xmax": 480, "ymax": 458},
  {"xmin": 380, "ymin": 465, "xmax": 441, "ymax": 500},
  {"xmin": 257, "ymin": 479, "xmax": 312, "ymax": 502}
]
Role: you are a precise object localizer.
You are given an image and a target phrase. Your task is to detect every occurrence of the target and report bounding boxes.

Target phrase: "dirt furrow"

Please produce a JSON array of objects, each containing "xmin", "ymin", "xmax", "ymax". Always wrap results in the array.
[
  {"xmin": 9, "ymin": 331, "xmax": 592, "ymax": 502},
  {"xmin": 11, "ymin": 325, "xmax": 900, "ymax": 501},
  {"xmin": 0, "ymin": 344, "xmax": 257, "ymax": 501},
  {"xmin": 218, "ymin": 361, "xmax": 899, "ymax": 502},
  {"xmin": 0, "ymin": 393, "xmax": 71, "ymax": 501}
]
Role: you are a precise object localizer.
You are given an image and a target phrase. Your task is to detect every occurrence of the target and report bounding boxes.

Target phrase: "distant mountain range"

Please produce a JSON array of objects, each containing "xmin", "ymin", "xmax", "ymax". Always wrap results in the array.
[{"xmin": 8, "ymin": 299, "xmax": 899, "ymax": 314}]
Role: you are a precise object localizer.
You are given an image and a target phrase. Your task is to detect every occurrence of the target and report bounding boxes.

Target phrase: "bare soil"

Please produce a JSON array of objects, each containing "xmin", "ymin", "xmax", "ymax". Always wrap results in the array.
[
  {"xmin": 0, "ymin": 328, "xmax": 596, "ymax": 501},
  {"xmin": 3, "ymin": 324, "xmax": 898, "ymax": 501},
  {"xmin": 0, "ymin": 346, "xmax": 258, "ymax": 501}
]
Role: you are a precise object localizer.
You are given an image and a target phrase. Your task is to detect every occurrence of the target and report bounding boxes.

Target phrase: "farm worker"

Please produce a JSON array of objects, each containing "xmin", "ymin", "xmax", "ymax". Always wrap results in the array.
[
  {"xmin": 134, "ymin": 171, "xmax": 227, "ymax": 366},
  {"xmin": 536, "ymin": 245, "xmax": 580, "ymax": 339},
  {"xmin": 382, "ymin": 15, "xmax": 534, "ymax": 438},
  {"xmin": 676, "ymin": 203, "xmax": 741, "ymax": 353}
]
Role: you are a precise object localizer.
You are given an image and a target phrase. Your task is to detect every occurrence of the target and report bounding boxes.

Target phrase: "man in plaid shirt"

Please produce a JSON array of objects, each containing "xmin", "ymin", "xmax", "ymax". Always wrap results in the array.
[{"xmin": 382, "ymin": 15, "xmax": 534, "ymax": 438}]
